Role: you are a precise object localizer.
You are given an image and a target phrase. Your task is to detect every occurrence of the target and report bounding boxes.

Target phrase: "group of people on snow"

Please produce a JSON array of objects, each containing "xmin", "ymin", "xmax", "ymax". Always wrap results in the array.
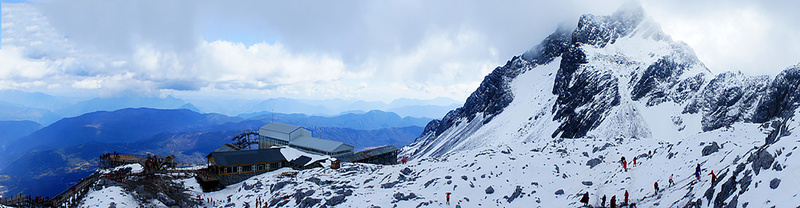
[{"xmin": 577, "ymin": 151, "xmax": 719, "ymax": 207}]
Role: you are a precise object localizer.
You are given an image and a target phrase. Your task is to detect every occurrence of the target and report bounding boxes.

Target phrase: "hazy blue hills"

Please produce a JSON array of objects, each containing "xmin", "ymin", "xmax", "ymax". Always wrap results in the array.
[
  {"xmin": 240, "ymin": 110, "xmax": 431, "ymax": 130},
  {"xmin": 0, "ymin": 107, "xmax": 427, "ymax": 197},
  {"xmin": 0, "ymin": 120, "xmax": 42, "ymax": 151},
  {"xmin": 5, "ymin": 108, "xmax": 239, "ymax": 157},
  {"xmin": 0, "ymin": 101, "xmax": 62, "ymax": 125}
]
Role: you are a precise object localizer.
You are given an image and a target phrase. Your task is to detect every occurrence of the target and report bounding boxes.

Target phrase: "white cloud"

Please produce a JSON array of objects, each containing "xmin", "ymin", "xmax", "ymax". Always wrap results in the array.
[{"xmin": 2, "ymin": 1, "xmax": 799, "ymax": 103}]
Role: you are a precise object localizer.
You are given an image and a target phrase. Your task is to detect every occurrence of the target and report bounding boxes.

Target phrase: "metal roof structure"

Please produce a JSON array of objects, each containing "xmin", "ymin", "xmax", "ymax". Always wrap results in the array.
[
  {"xmin": 214, "ymin": 143, "xmax": 241, "ymax": 152},
  {"xmin": 290, "ymin": 136, "xmax": 354, "ymax": 153},
  {"xmin": 288, "ymin": 156, "xmax": 313, "ymax": 167},
  {"xmin": 341, "ymin": 145, "xmax": 398, "ymax": 162},
  {"xmin": 209, "ymin": 148, "xmax": 286, "ymax": 167},
  {"xmin": 259, "ymin": 122, "xmax": 308, "ymax": 142},
  {"xmin": 260, "ymin": 122, "xmax": 302, "ymax": 134}
]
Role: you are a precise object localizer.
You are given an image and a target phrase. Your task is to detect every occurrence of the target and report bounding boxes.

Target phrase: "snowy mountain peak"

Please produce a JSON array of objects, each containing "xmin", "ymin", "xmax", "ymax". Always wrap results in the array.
[{"xmin": 403, "ymin": 3, "xmax": 796, "ymax": 161}]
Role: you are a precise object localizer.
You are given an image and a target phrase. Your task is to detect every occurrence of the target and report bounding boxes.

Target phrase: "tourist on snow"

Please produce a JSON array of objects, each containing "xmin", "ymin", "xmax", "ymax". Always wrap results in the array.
[
  {"xmin": 629, "ymin": 203, "xmax": 638, "ymax": 208},
  {"xmin": 446, "ymin": 192, "xmax": 451, "ymax": 205},
  {"xmin": 633, "ymin": 157, "xmax": 637, "ymax": 166},
  {"xmin": 648, "ymin": 150, "xmax": 652, "ymax": 159},
  {"xmin": 624, "ymin": 190, "xmax": 629, "ymax": 205},
  {"xmin": 654, "ymin": 181, "xmax": 659, "ymax": 194},
  {"xmin": 694, "ymin": 164, "xmax": 701, "ymax": 181},
  {"xmin": 623, "ymin": 161, "xmax": 628, "ymax": 171},
  {"xmin": 610, "ymin": 195, "xmax": 617, "ymax": 208},
  {"xmin": 580, "ymin": 192, "xmax": 589, "ymax": 206},
  {"xmin": 601, "ymin": 195, "xmax": 607, "ymax": 207},
  {"xmin": 402, "ymin": 156, "xmax": 407, "ymax": 164},
  {"xmin": 709, "ymin": 170, "xmax": 717, "ymax": 184},
  {"xmin": 669, "ymin": 174, "xmax": 674, "ymax": 186}
]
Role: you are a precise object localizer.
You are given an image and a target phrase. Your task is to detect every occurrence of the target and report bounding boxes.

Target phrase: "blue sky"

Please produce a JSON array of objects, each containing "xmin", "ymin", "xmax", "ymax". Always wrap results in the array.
[{"xmin": 0, "ymin": 0, "xmax": 798, "ymax": 102}]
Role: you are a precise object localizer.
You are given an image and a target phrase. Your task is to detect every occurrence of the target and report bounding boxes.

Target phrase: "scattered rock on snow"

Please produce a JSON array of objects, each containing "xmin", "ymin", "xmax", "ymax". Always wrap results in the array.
[
  {"xmin": 554, "ymin": 189, "xmax": 564, "ymax": 195},
  {"xmin": 586, "ymin": 158, "xmax": 602, "ymax": 169},
  {"xmin": 485, "ymin": 186, "xmax": 495, "ymax": 194},
  {"xmin": 769, "ymin": 178, "xmax": 781, "ymax": 189},
  {"xmin": 401, "ymin": 167, "xmax": 413, "ymax": 175},
  {"xmin": 505, "ymin": 186, "xmax": 523, "ymax": 203},
  {"xmin": 702, "ymin": 142, "xmax": 720, "ymax": 156},
  {"xmin": 581, "ymin": 181, "xmax": 593, "ymax": 186}
]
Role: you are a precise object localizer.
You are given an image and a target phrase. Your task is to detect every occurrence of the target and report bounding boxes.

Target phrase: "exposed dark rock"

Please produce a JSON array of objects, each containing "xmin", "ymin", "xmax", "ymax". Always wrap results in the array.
[
  {"xmin": 551, "ymin": 45, "xmax": 620, "ymax": 138},
  {"xmin": 585, "ymin": 158, "xmax": 604, "ymax": 169},
  {"xmin": 582, "ymin": 181, "xmax": 593, "ymax": 186},
  {"xmin": 554, "ymin": 189, "xmax": 564, "ymax": 195},
  {"xmin": 726, "ymin": 195, "xmax": 738, "ymax": 208},
  {"xmin": 748, "ymin": 149, "xmax": 775, "ymax": 175},
  {"xmin": 769, "ymin": 178, "xmax": 781, "ymax": 189},
  {"xmin": 505, "ymin": 186, "xmax": 523, "ymax": 203},
  {"xmin": 325, "ymin": 195, "xmax": 346, "ymax": 206},
  {"xmin": 631, "ymin": 58, "xmax": 694, "ymax": 106},
  {"xmin": 157, "ymin": 192, "xmax": 175, "ymax": 206},
  {"xmin": 485, "ymin": 186, "xmax": 495, "ymax": 194},
  {"xmin": 754, "ymin": 65, "xmax": 800, "ymax": 123},
  {"xmin": 715, "ymin": 175, "xmax": 737, "ymax": 208},
  {"xmin": 381, "ymin": 181, "xmax": 400, "ymax": 189},
  {"xmin": 593, "ymin": 143, "xmax": 614, "ymax": 153},
  {"xmin": 393, "ymin": 192, "xmax": 418, "ymax": 201},
  {"xmin": 461, "ymin": 175, "xmax": 468, "ymax": 181},
  {"xmin": 400, "ymin": 168, "xmax": 413, "ymax": 175},
  {"xmin": 299, "ymin": 197, "xmax": 321, "ymax": 208},
  {"xmin": 423, "ymin": 178, "xmax": 437, "ymax": 188},
  {"xmin": 702, "ymin": 142, "xmax": 720, "ymax": 156},
  {"xmin": 683, "ymin": 71, "xmax": 768, "ymax": 131},
  {"xmin": 271, "ymin": 181, "xmax": 292, "ymax": 193}
]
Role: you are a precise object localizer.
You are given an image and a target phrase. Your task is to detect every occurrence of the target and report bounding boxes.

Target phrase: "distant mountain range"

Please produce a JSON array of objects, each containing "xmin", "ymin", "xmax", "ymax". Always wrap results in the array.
[
  {"xmin": 0, "ymin": 107, "xmax": 427, "ymax": 197},
  {"xmin": 0, "ymin": 90, "xmax": 458, "ymax": 125}
]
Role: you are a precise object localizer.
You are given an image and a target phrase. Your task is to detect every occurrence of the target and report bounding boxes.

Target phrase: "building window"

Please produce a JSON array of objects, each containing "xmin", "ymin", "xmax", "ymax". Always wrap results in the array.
[
  {"xmin": 225, "ymin": 166, "xmax": 236, "ymax": 174},
  {"xmin": 242, "ymin": 165, "xmax": 253, "ymax": 172},
  {"xmin": 257, "ymin": 164, "xmax": 266, "ymax": 171}
]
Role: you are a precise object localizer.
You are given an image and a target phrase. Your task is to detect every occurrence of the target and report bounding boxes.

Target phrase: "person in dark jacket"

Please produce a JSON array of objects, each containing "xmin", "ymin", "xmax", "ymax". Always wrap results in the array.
[
  {"xmin": 580, "ymin": 192, "xmax": 589, "ymax": 206},
  {"xmin": 695, "ymin": 164, "xmax": 701, "ymax": 181},
  {"xmin": 601, "ymin": 195, "xmax": 607, "ymax": 207}
]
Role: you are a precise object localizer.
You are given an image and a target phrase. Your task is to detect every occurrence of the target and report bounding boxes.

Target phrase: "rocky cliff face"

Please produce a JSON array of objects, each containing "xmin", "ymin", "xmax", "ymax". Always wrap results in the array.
[{"xmin": 404, "ymin": 3, "xmax": 800, "ymax": 160}]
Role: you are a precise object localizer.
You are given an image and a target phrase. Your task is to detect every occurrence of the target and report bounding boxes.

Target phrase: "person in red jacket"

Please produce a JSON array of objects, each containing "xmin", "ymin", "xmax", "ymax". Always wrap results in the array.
[
  {"xmin": 654, "ymin": 181, "xmax": 659, "ymax": 194},
  {"xmin": 624, "ymin": 190, "xmax": 629, "ymax": 205},
  {"xmin": 633, "ymin": 157, "xmax": 637, "ymax": 166},
  {"xmin": 446, "ymin": 192, "xmax": 451, "ymax": 205},
  {"xmin": 623, "ymin": 161, "xmax": 627, "ymax": 171},
  {"xmin": 610, "ymin": 195, "xmax": 617, "ymax": 208},
  {"xmin": 709, "ymin": 170, "xmax": 717, "ymax": 183}
]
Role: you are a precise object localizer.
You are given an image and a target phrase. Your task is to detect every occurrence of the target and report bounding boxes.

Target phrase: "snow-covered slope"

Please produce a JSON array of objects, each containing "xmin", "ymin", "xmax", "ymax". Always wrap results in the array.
[
  {"xmin": 171, "ymin": 115, "xmax": 796, "ymax": 207},
  {"xmin": 74, "ymin": 3, "xmax": 800, "ymax": 208}
]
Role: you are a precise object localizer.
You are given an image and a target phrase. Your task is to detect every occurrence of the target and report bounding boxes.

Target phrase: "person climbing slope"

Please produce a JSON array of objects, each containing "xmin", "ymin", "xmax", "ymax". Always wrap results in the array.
[
  {"xmin": 610, "ymin": 195, "xmax": 617, "ymax": 208},
  {"xmin": 654, "ymin": 181, "xmax": 659, "ymax": 195},
  {"xmin": 580, "ymin": 192, "xmax": 589, "ymax": 206},
  {"xmin": 709, "ymin": 170, "xmax": 717, "ymax": 184},
  {"xmin": 623, "ymin": 190, "xmax": 629, "ymax": 205},
  {"xmin": 669, "ymin": 174, "xmax": 674, "ymax": 186},
  {"xmin": 446, "ymin": 192, "xmax": 450, "ymax": 205},
  {"xmin": 623, "ymin": 160, "xmax": 628, "ymax": 171},
  {"xmin": 601, "ymin": 195, "xmax": 607, "ymax": 207},
  {"xmin": 633, "ymin": 157, "xmax": 637, "ymax": 166},
  {"xmin": 695, "ymin": 164, "xmax": 701, "ymax": 181}
]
